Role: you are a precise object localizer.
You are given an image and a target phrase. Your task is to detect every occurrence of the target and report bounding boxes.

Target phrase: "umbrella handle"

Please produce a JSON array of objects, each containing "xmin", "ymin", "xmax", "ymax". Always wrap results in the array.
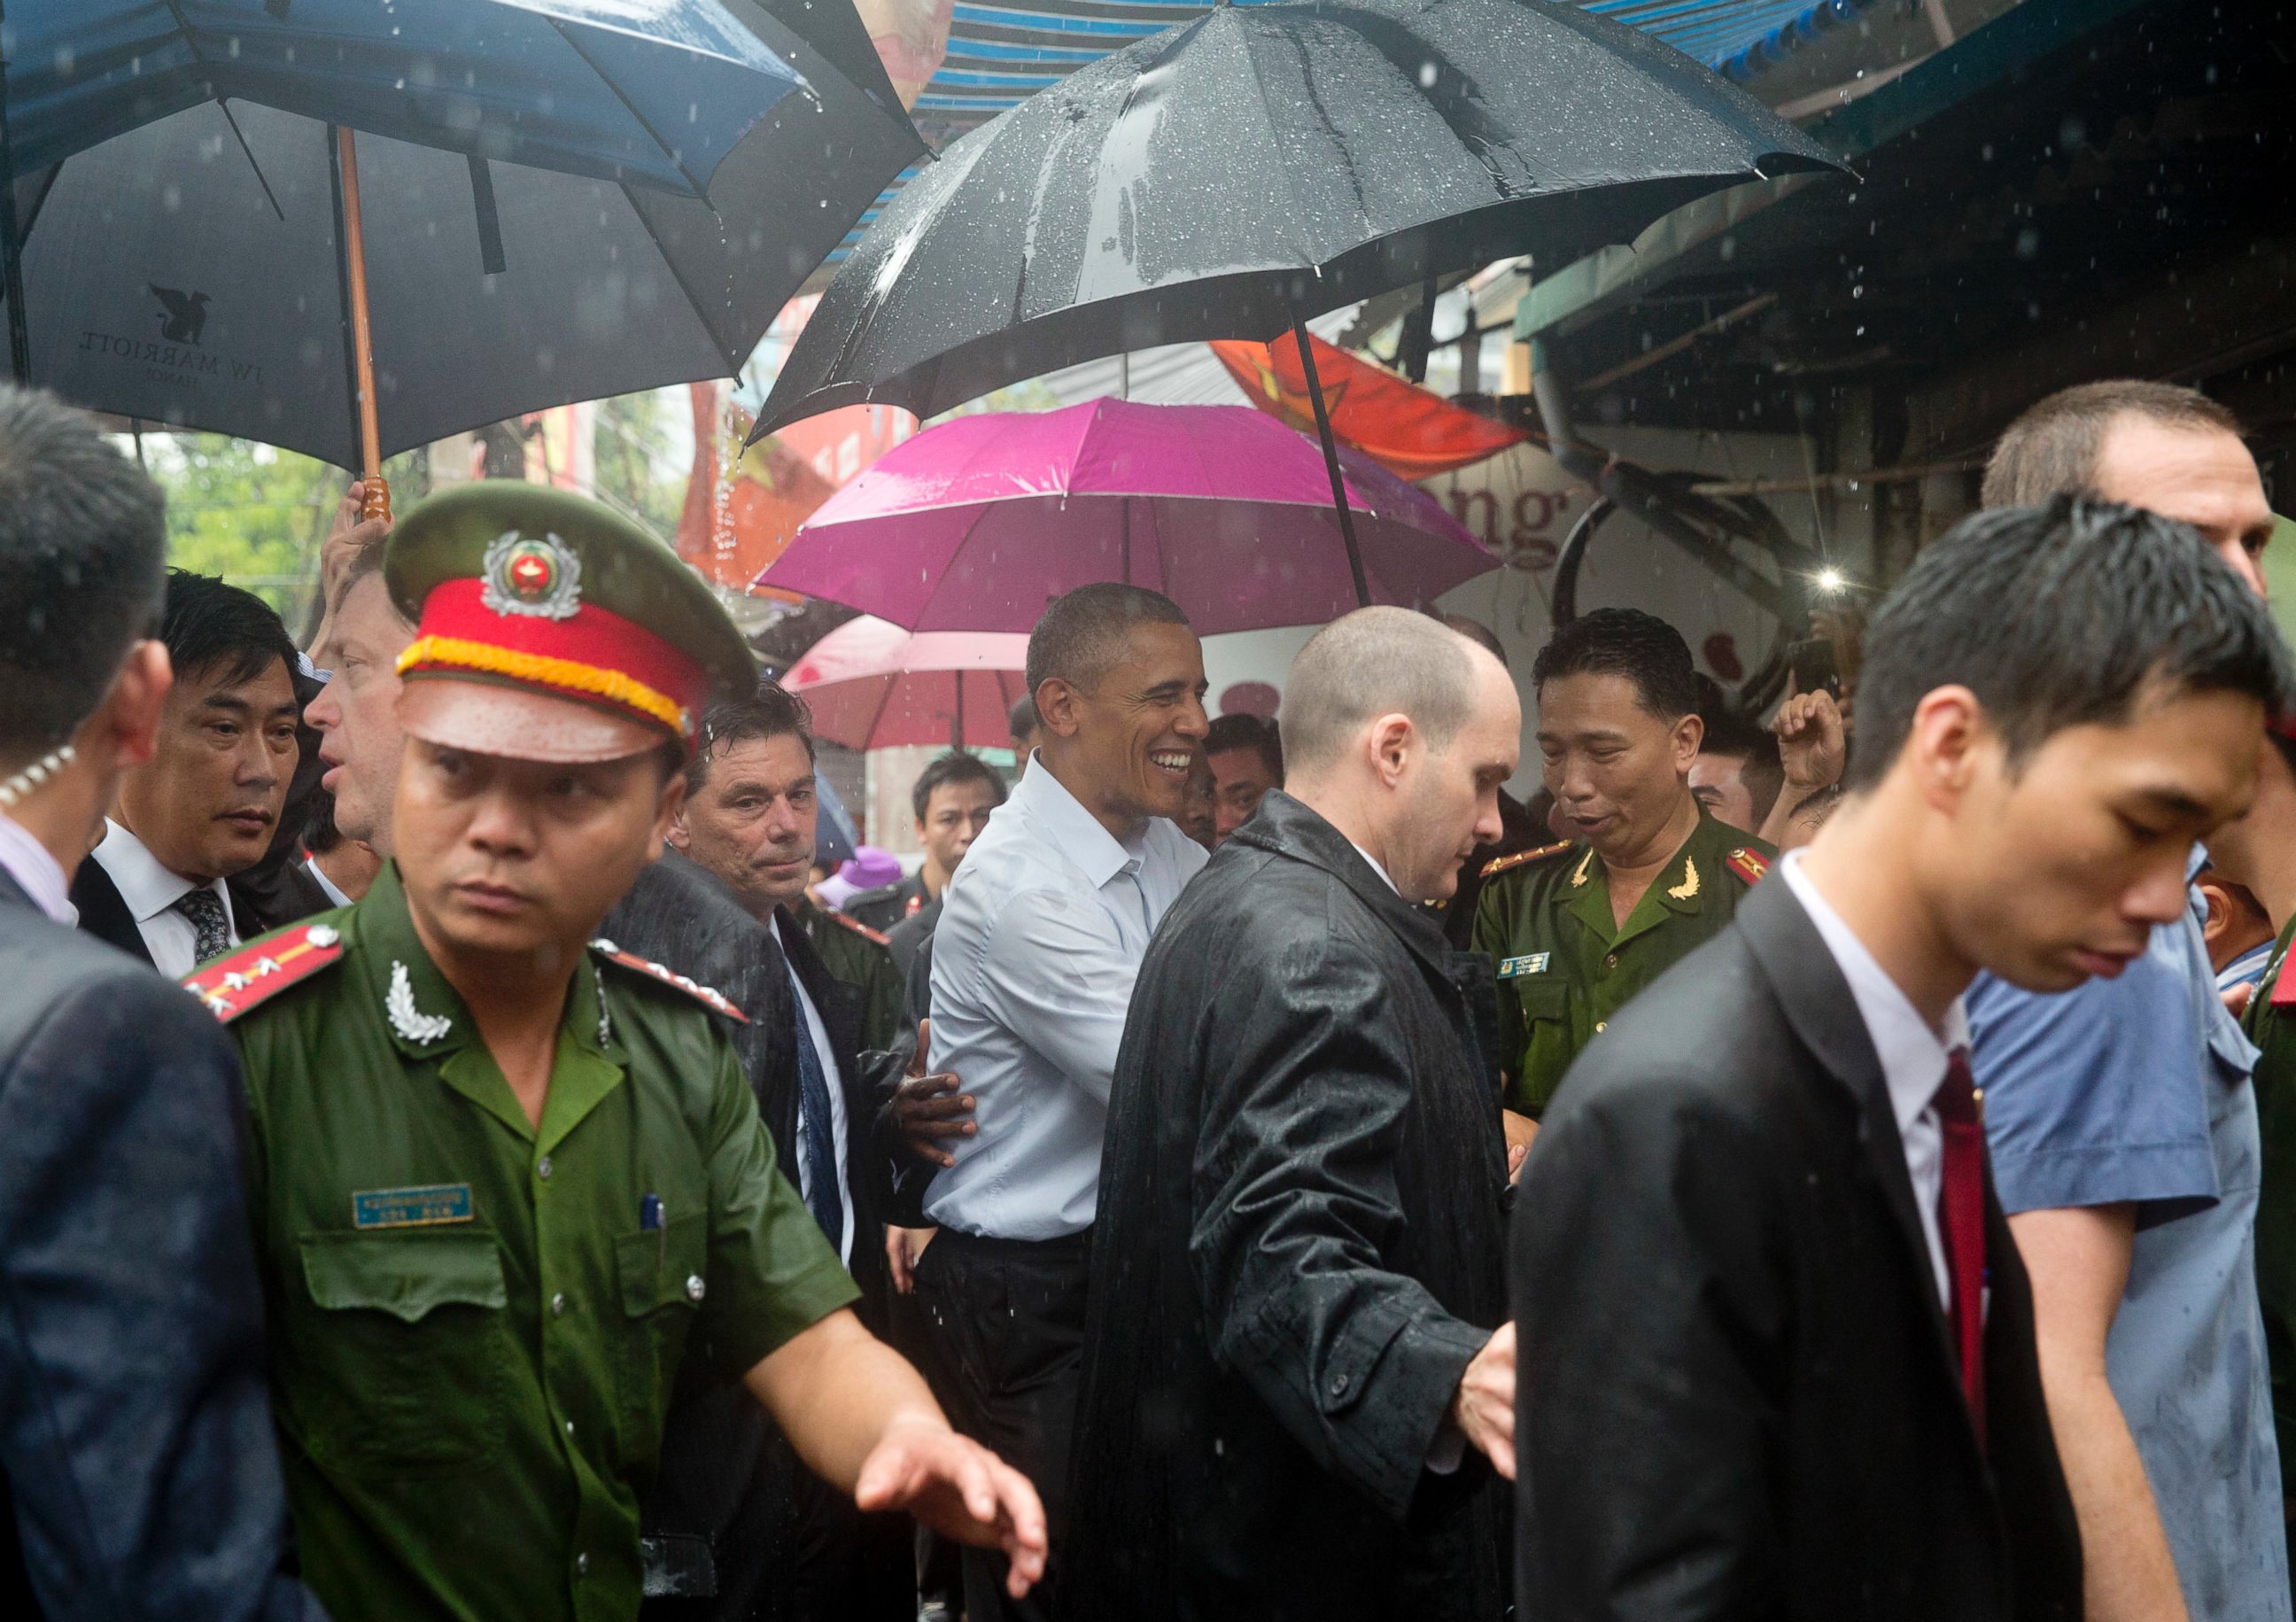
[
  {"xmin": 335, "ymin": 126, "xmax": 390, "ymax": 524},
  {"xmin": 1292, "ymin": 316, "xmax": 1370, "ymax": 609}
]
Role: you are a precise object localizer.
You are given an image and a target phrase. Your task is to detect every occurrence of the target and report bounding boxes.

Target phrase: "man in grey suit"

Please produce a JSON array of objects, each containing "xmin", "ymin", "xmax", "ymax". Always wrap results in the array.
[{"xmin": 0, "ymin": 387, "xmax": 319, "ymax": 1619}]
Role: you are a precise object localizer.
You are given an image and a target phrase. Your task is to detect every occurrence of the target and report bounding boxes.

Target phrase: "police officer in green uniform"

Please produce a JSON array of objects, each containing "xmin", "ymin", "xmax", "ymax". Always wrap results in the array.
[
  {"xmin": 1472, "ymin": 609, "xmax": 1774, "ymax": 1118},
  {"xmin": 187, "ymin": 485, "xmax": 1045, "ymax": 1622}
]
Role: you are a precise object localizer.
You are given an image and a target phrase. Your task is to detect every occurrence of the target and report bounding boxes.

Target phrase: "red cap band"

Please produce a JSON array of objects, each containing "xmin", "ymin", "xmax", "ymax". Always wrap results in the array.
[{"xmin": 399, "ymin": 578, "xmax": 709, "ymax": 742}]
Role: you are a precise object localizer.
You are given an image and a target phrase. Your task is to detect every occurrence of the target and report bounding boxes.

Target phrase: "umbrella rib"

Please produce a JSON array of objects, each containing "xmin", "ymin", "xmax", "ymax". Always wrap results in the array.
[
  {"xmin": 215, "ymin": 99, "xmax": 287, "ymax": 222},
  {"xmin": 619, "ymin": 184, "xmax": 741, "ymax": 367},
  {"xmin": 542, "ymin": 19, "xmax": 712, "ymax": 199}
]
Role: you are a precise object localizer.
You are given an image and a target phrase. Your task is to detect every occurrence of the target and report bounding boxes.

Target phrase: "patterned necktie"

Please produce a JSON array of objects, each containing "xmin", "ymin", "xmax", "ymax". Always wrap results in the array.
[
  {"xmin": 174, "ymin": 887, "xmax": 231, "ymax": 966},
  {"xmin": 789, "ymin": 988, "xmax": 845, "ymax": 1256},
  {"xmin": 1935, "ymin": 1051, "xmax": 1988, "ymax": 1450}
]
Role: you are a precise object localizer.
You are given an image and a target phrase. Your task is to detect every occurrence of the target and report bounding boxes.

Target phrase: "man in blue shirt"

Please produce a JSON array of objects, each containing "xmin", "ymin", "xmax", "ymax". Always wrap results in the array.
[{"xmin": 1970, "ymin": 380, "xmax": 2290, "ymax": 1622}]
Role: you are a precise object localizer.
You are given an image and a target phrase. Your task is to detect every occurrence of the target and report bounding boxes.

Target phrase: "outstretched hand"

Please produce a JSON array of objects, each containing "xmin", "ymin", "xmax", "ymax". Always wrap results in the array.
[
  {"xmin": 1450, "ymin": 1322, "xmax": 1517, "ymax": 1481},
  {"xmin": 855, "ymin": 1413, "xmax": 1049, "ymax": 1598},
  {"xmin": 893, "ymin": 1018, "xmax": 975, "ymax": 1168}
]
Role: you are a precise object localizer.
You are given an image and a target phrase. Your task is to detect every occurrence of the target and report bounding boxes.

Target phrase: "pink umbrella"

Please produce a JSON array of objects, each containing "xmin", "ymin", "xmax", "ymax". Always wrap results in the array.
[
  {"xmin": 754, "ymin": 399, "xmax": 1496, "ymax": 634},
  {"xmin": 784, "ymin": 615, "xmax": 1028, "ymax": 751}
]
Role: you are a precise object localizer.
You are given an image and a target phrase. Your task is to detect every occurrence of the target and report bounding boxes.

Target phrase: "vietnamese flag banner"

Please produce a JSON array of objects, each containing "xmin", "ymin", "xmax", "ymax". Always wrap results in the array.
[{"xmin": 1210, "ymin": 333, "xmax": 1526, "ymax": 482}]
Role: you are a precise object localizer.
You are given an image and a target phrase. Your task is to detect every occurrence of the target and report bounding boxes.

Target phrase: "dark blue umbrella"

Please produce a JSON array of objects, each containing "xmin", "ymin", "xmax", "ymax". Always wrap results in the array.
[
  {"xmin": 6, "ymin": 1, "xmax": 809, "ymax": 187},
  {"xmin": 0, "ymin": 0, "xmax": 919, "ymax": 512}
]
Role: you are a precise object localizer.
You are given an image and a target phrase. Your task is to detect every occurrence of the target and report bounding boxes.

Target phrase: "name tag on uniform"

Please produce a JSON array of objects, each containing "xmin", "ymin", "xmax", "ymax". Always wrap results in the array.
[
  {"xmin": 1497, "ymin": 953, "xmax": 1550, "ymax": 980},
  {"xmin": 353, "ymin": 1183, "xmax": 474, "ymax": 1230}
]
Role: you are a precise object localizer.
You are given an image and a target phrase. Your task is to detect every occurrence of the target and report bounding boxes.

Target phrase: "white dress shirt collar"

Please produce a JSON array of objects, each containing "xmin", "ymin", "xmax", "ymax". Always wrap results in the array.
[
  {"xmin": 89, "ymin": 819, "xmax": 238, "ymax": 979},
  {"xmin": 1778, "ymin": 850, "xmax": 1963, "ymax": 1308},
  {"xmin": 1010, "ymin": 757, "xmax": 1149, "ymax": 887},
  {"xmin": 92, "ymin": 819, "xmax": 213, "ymax": 922},
  {"xmin": 0, "ymin": 811, "xmax": 74, "ymax": 924},
  {"xmin": 1778, "ymin": 850, "xmax": 1968, "ymax": 1133}
]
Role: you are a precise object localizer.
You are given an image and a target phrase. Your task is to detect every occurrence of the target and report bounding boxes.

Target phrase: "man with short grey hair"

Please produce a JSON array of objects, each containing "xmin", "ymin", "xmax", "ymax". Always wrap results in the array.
[
  {"xmin": 1062, "ymin": 606, "xmax": 1520, "ymax": 1619},
  {"xmin": 918, "ymin": 581, "xmax": 1210, "ymax": 1619}
]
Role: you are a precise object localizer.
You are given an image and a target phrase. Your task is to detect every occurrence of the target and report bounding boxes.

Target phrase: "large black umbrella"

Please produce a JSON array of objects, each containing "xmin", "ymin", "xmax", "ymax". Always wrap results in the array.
[
  {"xmin": 6, "ymin": 0, "xmax": 920, "ymax": 495},
  {"xmin": 750, "ymin": 0, "xmax": 1842, "ymax": 600}
]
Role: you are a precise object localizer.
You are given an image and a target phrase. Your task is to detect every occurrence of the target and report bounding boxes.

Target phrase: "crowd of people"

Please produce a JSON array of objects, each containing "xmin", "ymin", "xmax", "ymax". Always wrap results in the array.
[{"xmin": 0, "ymin": 370, "xmax": 2291, "ymax": 1622}]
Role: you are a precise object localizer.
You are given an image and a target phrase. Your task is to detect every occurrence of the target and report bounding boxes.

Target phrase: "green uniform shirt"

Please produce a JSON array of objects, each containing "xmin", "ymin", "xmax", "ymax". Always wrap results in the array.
[
  {"xmin": 222, "ymin": 864, "xmax": 859, "ymax": 1622},
  {"xmin": 2241, "ymin": 914, "xmax": 2296, "ymax": 1530},
  {"xmin": 795, "ymin": 895, "xmax": 906, "ymax": 1052},
  {"xmin": 1470, "ymin": 809, "xmax": 1774, "ymax": 1117}
]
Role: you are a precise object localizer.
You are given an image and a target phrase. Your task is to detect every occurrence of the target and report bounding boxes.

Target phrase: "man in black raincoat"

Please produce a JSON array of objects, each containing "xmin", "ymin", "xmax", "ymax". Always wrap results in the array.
[{"xmin": 1062, "ymin": 608, "xmax": 1521, "ymax": 1620}]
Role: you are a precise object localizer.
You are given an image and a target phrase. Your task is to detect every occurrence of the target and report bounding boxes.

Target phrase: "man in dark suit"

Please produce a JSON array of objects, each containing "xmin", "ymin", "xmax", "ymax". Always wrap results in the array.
[
  {"xmin": 636, "ymin": 683, "xmax": 917, "ymax": 1620},
  {"xmin": 0, "ymin": 386, "xmax": 317, "ymax": 1617},
  {"xmin": 73, "ymin": 570, "xmax": 327, "ymax": 971},
  {"xmin": 1063, "ymin": 609, "xmax": 1520, "ymax": 1620},
  {"xmin": 1514, "ymin": 498, "xmax": 2291, "ymax": 1621}
]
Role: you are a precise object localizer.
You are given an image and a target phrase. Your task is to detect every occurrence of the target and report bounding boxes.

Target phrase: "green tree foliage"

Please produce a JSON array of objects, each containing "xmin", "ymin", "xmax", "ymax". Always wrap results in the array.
[
  {"xmin": 592, "ymin": 391, "xmax": 685, "ymax": 540},
  {"xmin": 144, "ymin": 434, "xmax": 427, "ymax": 624}
]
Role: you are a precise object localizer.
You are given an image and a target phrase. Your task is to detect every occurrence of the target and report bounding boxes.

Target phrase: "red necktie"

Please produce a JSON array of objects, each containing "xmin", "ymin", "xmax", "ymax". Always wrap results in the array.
[{"xmin": 1935, "ymin": 1052, "xmax": 1988, "ymax": 1450}]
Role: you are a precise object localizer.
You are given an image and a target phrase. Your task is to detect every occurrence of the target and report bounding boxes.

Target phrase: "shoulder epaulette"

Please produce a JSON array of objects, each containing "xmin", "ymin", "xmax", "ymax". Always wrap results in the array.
[
  {"xmin": 828, "ymin": 911, "xmax": 891, "ymax": 946},
  {"xmin": 2270, "ymin": 942, "xmax": 2296, "ymax": 1010},
  {"xmin": 1725, "ymin": 847, "xmax": 1772, "ymax": 886},
  {"xmin": 1479, "ymin": 840, "xmax": 1573, "ymax": 881},
  {"xmin": 589, "ymin": 938, "xmax": 749, "ymax": 1023},
  {"xmin": 182, "ymin": 921, "xmax": 345, "ymax": 1022}
]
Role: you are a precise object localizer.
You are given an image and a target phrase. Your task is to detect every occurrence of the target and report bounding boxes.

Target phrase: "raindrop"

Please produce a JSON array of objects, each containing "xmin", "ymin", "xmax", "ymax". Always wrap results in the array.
[
  {"xmin": 1419, "ymin": 61, "xmax": 1437, "ymax": 89},
  {"xmin": 2015, "ymin": 228, "xmax": 2040, "ymax": 260}
]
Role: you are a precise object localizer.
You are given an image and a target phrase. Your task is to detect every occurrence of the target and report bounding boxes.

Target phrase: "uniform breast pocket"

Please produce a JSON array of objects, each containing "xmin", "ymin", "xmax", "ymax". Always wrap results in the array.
[
  {"xmin": 1509, "ymin": 978, "xmax": 1577, "ymax": 1114},
  {"xmin": 295, "ymin": 1230, "xmax": 510, "ymax": 1474},
  {"xmin": 613, "ymin": 1214, "xmax": 710, "ymax": 1444}
]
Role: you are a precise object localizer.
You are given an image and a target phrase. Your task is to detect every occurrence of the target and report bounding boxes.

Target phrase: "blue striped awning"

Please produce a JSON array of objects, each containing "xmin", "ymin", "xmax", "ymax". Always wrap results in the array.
[{"xmin": 826, "ymin": 0, "xmax": 1866, "ymax": 263}]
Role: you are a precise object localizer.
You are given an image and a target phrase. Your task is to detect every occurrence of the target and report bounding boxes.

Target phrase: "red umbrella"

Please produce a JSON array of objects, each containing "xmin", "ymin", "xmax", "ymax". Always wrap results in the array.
[{"xmin": 784, "ymin": 615, "xmax": 1028, "ymax": 751}]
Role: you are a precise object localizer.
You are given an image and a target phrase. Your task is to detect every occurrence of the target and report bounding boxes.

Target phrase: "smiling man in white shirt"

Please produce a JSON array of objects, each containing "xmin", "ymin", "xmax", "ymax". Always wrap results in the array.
[{"xmin": 919, "ymin": 582, "xmax": 1209, "ymax": 1620}]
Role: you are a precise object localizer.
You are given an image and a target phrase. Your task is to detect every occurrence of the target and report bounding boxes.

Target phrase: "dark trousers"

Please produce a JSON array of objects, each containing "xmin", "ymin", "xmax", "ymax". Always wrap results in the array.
[{"xmin": 910, "ymin": 1227, "xmax": 1091, "ymax": 1622}]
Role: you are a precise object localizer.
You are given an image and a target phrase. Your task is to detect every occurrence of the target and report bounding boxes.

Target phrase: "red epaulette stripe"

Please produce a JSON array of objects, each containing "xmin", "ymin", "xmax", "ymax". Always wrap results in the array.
[
  {"xmin": 832, "ymin": 912, "xmax": 892, "ymax": 946},
  {"xmin": 590, "ymin": 940, "xmax": 750, "ymax": 1023},
  {"xmin": 1725, "ymin": 848, "xmax": 1772, "ymax": 886},
  {"xmin": 2271, "ymin": 942, "xmax": 2296, "ymax": 1009},
  {"xmin": 181, "ymin": 923, "xmax": 345, "ymax": 1022}
]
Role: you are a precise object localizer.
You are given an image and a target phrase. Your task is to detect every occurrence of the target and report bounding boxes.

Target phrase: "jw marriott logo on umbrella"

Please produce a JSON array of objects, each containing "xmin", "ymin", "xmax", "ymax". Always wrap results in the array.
[{"xmin": 148, "ymin": 285, "xmax": 209, "ymax": 346}]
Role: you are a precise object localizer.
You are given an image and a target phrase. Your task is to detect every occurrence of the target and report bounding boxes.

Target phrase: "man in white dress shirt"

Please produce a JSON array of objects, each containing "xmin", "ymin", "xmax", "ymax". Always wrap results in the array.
[
  {"xmin": 919, "ymin": 583, "xmax": 1210, "ymax": 1619},
  {"xmin": 1512, "ymin": 498, "xmax": 2286, "ymax": 1619},
  {"xmin": 72, "ymin": 570, "xmax": 302, "ymax": 975}
]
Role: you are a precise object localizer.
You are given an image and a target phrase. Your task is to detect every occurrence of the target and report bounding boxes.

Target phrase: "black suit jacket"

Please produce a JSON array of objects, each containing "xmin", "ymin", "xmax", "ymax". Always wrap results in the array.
[
  {"xmin": 1064, "ymin": 793, "xmax": 1510, "ymax": 1621},
  {"xmin": 69, "ymin": 850, "xmax": 332, "ymax": 969},
  {"xmin": 1512, "ymin": 873, "xmax": 2082, "ymax": 1622},
  {"xmin": 0, "ymin": 868, "xmax": 316, "ymax": 1620},
  {"xmin": 604, "ymin": 854, "xmax": 905, "ymax": 1620}
]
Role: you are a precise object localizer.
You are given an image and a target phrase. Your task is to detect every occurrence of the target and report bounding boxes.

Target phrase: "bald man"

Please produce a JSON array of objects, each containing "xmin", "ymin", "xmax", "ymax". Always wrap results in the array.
[{"xmin": 1061, "ymin": 608, "xmax": 1520, "ymax": 1621}]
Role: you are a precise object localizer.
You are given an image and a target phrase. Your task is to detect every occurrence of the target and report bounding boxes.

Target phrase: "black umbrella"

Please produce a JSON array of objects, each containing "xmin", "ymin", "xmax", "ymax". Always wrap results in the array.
[
  {"xmin": 6, "ymin": 0, "xmax": 920, "ymax": 505},
  {"xmin": 750, "ymin": 0, "xmax": 1843, "ymax": 601}
]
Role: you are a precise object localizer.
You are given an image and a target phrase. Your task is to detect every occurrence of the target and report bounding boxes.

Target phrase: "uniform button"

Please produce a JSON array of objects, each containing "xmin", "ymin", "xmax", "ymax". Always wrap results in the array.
[
  {"xmin": 575, "ymin": 1552, "xmax": 590, "ymax": 1577},
  {"xmin": 1594, "ymin": 1021, "xmax": 1608, "ymax": 1034},
  {"xmin": 536, "ymin": 1155, "xmax": 554, "ymax": 1181},
  {"xmin": 686, "ymin": 1275, "xmax": 706, "ymax": 1302},
  {"xmin": 551, "ymin": 1292, "xmax": 567, "ymax": 1318},
  {"xmin": 1604, "ymin": 953, "xmax": 1618, "ymax": 969},
  {"xmin": 1330, "ymin": 1373, "xmax": 1348, "ymax": 1396}
]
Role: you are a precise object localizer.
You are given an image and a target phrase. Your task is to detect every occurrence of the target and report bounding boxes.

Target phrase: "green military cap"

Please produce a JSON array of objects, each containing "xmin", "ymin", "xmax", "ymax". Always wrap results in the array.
[{"xmin": 385, "ymin": 482, "xmax": 755, "ymax": 764}]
